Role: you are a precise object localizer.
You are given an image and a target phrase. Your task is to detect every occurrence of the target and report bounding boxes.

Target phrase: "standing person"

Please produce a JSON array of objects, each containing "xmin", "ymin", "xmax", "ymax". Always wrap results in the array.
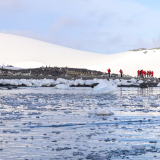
[
  {"xmin": 119, "ymin": 69, "xmax": 123, "ymax": 78},
  {"xmin": 144, "ymin": 71, "xmax": 146, "ymax": 78},
  {"xmin": 141, "ymin": 69, "xmax": 143, "ymax": 78},
  {"xmin": 147, "ymin": 71, "xmax": 149, "ymax": 77},
  {"xmin": 137, "ymin": 70, "xmax": 140, "ymax": 77},
  {"xmin": 151, "ymin": 71, "xmax": 154, "ymax": 77},
  {"xmin": 140, "ymin": 70, "xmax": 142, "ymax": 77},
  {"xmin": 149, "ymin": 71, "xmax": 151, "ymax": 77},
  {"xmin": 107, "ymin": 68, "xmax": 111, "ymax": 77}
]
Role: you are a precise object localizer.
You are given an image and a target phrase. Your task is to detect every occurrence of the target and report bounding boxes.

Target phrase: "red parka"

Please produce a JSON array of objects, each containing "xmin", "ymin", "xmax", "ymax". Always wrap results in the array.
[{"xmin": 119, "ymin": 70, "xmax": 123, "ymax": 74}]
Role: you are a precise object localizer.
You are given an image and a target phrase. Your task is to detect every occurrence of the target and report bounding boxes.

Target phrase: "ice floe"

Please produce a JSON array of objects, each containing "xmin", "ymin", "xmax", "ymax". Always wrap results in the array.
[
  {"xmin": 55, "ymin": 84, "xmax": 69, "ymax": 90},
  {"xmin": 132, "ymin": 145, "xmax": 146, "ymax": 150},
  {"xmin": 89, "ymin": 108, "xmax": 114, "ymax": 116},
  {"xmin": 91, "ymin": 82, "xmax": 117, "ymax": 94}
]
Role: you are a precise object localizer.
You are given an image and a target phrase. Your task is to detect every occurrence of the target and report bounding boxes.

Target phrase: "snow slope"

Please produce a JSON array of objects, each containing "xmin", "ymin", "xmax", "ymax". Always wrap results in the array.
[
  {"xmin": 0, "ymin": 33, "xmax": 160, "ymax": 77},
  {"xmin": 13, "ymin": 61, "xmax": 45, "ymax": 68},
  {"xmin": 86, "ymin": 50, "xmax": 160, "ymax": 77},
  {"xmin": 0, "ymin": 65, "xmax": 23, "ymax": 70},
  {"xmin": 0, "ymin": 33, "xmax": 107, "ymax": 68}
]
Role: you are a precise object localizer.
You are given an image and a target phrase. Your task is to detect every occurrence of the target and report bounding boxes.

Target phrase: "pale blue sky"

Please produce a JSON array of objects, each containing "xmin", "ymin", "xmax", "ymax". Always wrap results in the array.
[{"xmin": 0, "ymin": 0, "xmax": 160, "ymax": 54}]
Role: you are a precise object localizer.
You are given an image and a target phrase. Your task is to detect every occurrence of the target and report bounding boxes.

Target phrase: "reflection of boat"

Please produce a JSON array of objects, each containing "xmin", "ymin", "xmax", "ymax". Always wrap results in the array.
[
  {"xmin": 118, "ymin": 83, "xmax": 158, "ymax": 88},
  {"xmin": 70, "ymin": 83, "xmax": 99, "ymax": 88}
]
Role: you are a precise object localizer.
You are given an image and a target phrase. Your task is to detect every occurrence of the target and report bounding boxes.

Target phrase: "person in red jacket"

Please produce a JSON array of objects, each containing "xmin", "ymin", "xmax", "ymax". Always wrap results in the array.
[
  {"xmin": 147, "ymin": 71, "xmax": 149, "ymax": 77},
  {"xmin": 119, "ymin": 69, "xmax": 123, "ymax": 77},
  {"xmin": 141, "ymin": 69, "xmax": 143, "ymax": 77},
  {"xmin": 107, "ymin": 68, "xmax": 111, "ymax": 77},
  {"xmin": 137, "ymin": 70, "xmax": 140, "ymax": 77},
  {"xmin": 151, "ymin": 71, "xmax": 154, "ymax": 77},
  {"xmin": 149, "ymin": 71, "xmax": 151, "ymax": 77}
]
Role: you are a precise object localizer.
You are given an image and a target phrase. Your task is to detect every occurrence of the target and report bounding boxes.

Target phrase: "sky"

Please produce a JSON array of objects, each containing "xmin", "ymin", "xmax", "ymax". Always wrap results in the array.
[{"xmin": 0, "ymin": 0, "xmax": 160, "ymax": 54}]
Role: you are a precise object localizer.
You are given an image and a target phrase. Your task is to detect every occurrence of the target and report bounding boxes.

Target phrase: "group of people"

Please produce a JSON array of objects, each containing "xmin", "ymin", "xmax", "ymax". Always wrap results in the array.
[
  {"xmin": 107, "ymin": 68, "xmax": 154, "ymax": 78},
  {"xmin": 107, "ymin": 68, "xmax": 123, "ymax": 77},
  {"xmin": 137, "ymin": 70, "xmax": 154, "ymax": 77}
]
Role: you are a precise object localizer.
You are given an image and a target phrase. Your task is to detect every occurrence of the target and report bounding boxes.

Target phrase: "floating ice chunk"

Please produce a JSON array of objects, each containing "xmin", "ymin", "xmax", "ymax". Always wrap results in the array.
[
  {"xmin": 89, "ymin": 108, "xmax": 114, "ymax": 116},
  {"xmin": 131, "ymin": 78, "xmax": 137, "ymax": 84},
  {"xmin": 93, "ymin": 78, "xmax": 98, "ymax": 83},
  {"xmin": 149, "ymin": 96, "xmax": 157, "ymax": 100},
  {"xmin": 135, "ymin": 96, "xmax": 143, "ymax": 101},
  {"xmin": 55, "ymin": 84, "xmax": 69, "ymax": 90},
  {"xmin": 92, "ymin": 82, "xmax": 116, "ymax": 94},
  {"xmin": 41, "ymin": 79, "xmax": 53, "ymax": 86},
  {"xmin": 76, "ymin": 79, "xmax": 85, "ymax": 85},
  {"xmin": 85, "ymin": 80, "xmax": 94, "ymax": 85},
  {"xmin": 32, "ymin": 80, "xmax": 41, "ymax": 87},
  {"xmin": 138, "ymin": 80, "xmax": 144, "ymax": 83},
  {"xmin": 132, "ymin": 145, "xmax": 145, "ymax": 150},
  {"xmin": 96, "ymin": 109, "xmax": 114, "ymax": 116},
  {"xmin": 67, "ymin": 80, "xmax": 74, "ymax": 86},
  {"xmin": 73, "ymin": 81, "xmax": 78, "ymax": 86},
  {"xmin": 113, "ymin": 79, "xmax": 120, "ymax": 84}
]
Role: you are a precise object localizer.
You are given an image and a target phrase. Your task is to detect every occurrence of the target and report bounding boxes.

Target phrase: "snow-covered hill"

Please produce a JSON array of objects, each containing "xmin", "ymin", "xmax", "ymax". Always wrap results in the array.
[
  {"xmin": 13, "ymin": 61, "xmax": 45, "ymax": 69},
  {"xmin": 86, "ymin": 49, "xmax": 160, "ymax": 77},
  {"xmin": 0, "ymin": 33, "xmax": 107, "ymax": 68},
  {"xmin": 0, "ymin": 33, "xmax": 160, "ymax": 77}
]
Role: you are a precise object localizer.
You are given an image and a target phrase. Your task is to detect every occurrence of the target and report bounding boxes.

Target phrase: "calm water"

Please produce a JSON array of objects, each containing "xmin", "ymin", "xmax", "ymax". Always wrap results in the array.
[{"xmin": 0, "ymin": 87, "xmax": 160, "ymax": 160}]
